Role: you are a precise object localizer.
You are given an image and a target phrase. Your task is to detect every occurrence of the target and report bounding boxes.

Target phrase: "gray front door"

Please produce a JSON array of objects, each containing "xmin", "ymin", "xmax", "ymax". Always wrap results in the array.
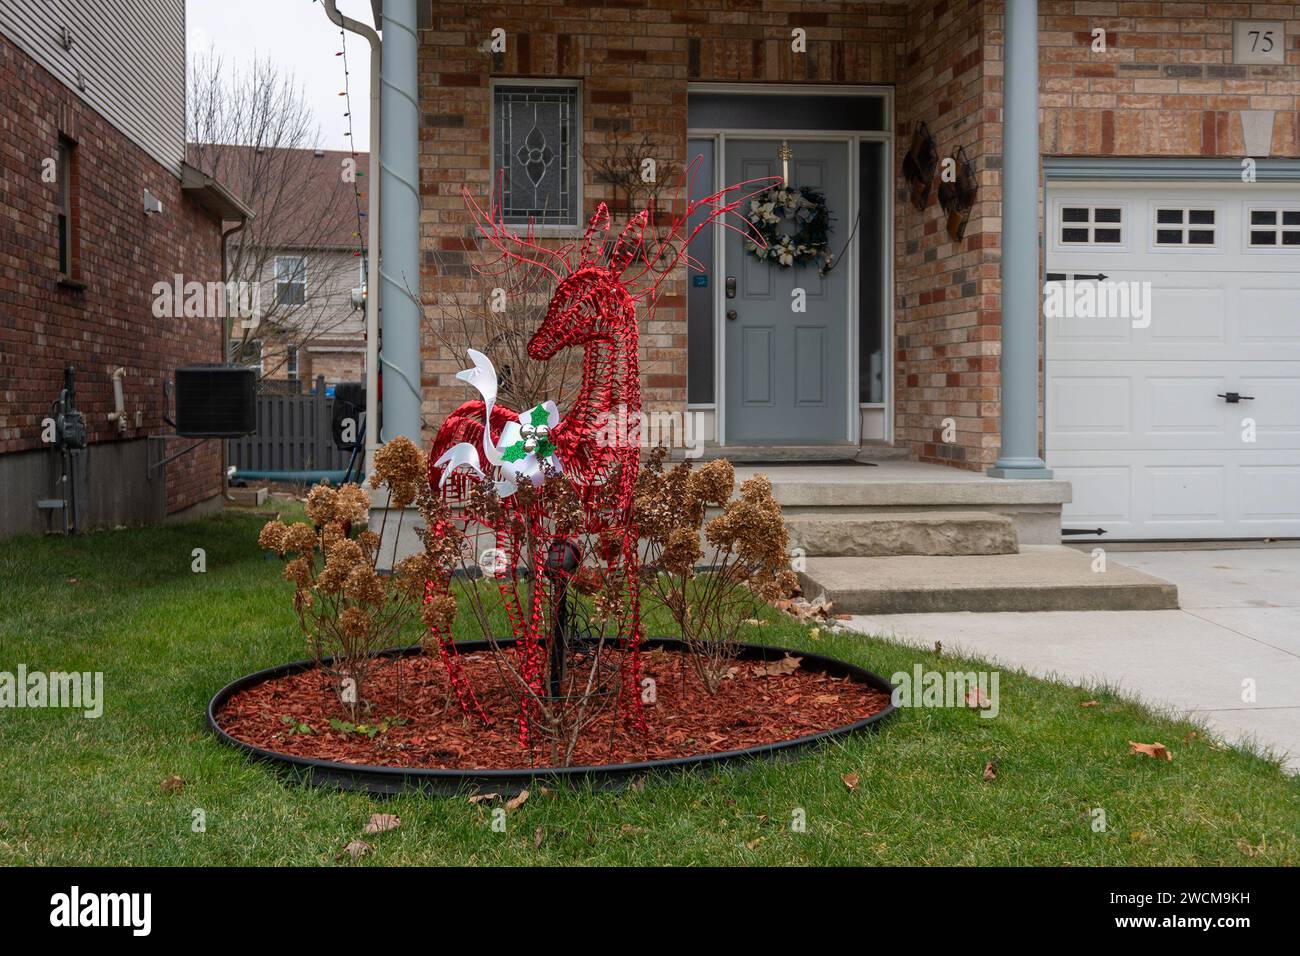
[{"xmin": 724, "ymin": 138, "xmax": 850, "ymax": 444}]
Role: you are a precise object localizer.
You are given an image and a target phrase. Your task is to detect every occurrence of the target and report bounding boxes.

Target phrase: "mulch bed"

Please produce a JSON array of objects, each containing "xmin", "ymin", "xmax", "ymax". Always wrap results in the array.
[{"xmin": 214, "ymin": 646, "xmax": 892, "ymax": 770}]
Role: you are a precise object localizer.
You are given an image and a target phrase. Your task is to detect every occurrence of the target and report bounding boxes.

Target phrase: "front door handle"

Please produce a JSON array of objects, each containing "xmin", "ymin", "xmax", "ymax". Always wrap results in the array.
[
  {"xmin": 1217, "ymin": 392, "xmax": 1255, "ymax": 403},
  {"xmin": 725, "ymin": 276, "xmax": 737, "ymax": 299},
  {"xmin": 726, "ymin": 309, "xmax": 738, "ymax": 322}
]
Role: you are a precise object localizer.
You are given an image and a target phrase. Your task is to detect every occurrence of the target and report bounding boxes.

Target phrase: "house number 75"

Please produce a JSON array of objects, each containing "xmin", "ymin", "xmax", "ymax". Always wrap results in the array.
[
  {"xmin": 1234, "ymin": 22, "xmax": 1284, "ymax": 65},
  {"xmin": 1248, "ymin": 30, "xmax": 1274, "ymax": 53}
]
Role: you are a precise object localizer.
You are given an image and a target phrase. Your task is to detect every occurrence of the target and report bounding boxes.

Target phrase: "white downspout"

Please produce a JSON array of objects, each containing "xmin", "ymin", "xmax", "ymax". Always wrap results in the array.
[{"xmin": 321, "ymin": 0, "xmax": 381, "ymax": 477}]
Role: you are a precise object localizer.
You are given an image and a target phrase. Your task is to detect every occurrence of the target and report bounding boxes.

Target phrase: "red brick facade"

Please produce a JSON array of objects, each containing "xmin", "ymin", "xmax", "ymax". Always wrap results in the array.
[
  {"xmin": 0, "ymin": 33, "xmax": 225, "ymax": 516},
  {"xmin": 419, "ymin": 1, "xmax": 1300, "ymax": 470}
]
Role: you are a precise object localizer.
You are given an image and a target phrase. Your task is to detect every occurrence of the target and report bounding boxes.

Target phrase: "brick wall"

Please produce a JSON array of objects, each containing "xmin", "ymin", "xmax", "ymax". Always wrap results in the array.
[
  {"xmin": 419, "ymin": 0, "xmax": 906, "ymax": 438},
  {"xmin": 0, "ymin": 34, "xmax": 224, "ymax": 515},
  {"xmin": 894, "ymin": 0, "xmax": 1001, "ymax": 470},
  {"xmin": 1039, "ymin": 1, "xmax": 1300, "ymax": 158}
]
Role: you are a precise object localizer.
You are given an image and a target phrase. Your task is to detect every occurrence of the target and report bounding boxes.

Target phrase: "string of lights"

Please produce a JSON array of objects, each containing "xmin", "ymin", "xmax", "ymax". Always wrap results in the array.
[{"xmin": 331, "ymin": 6, "xmax": 368, "ymax": 285}]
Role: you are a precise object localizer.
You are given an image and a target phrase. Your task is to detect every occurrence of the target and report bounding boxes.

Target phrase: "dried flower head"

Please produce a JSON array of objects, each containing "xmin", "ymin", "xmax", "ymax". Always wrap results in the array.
[
  {"xmin": 339, "ymin": 606, "xmax": 372, "ymax": 640},
  {"xmin": 421, "ymin": 593, "xmax": 457, "ymax": 633},
  {"xmin": 371, "ymin": 437, "xmax": 425, "ymax": 508},
  {"xmin": 258, "ymin": 520, "xmax": 288, "ymax": 555},
  {"xmin": 320, "ymin": 521, "xmax": 346, "ymax": 553},
  {"xmin": 334, "ymin": 484, "xmax": 371, "ymax": 525},
  {"xmin": 394, "ymin": 553, "xmax": 436, "ymax": 599},
  {"xmin": 317, "ymin": 538, "xmax": 365, "ymax": 593},
  {"xmin": 282, "ymin": 522, "xmax": 319, "ymax": 556},
  {"xmin": 689, "ymin": 459, "xmax": 734, "ymax": 506},
  {"xmin": 305, "ymin": 483, "xmax": 338, "ymax": 526},
  {"xmin": 283, "ymin": 556, "xmax": 313, "ymax": 589},
  {"xmin": 344, "ymin": 564, "xmax": 386, "ymax": 607},
  {"xmin": 662, "ymin": 527, "xmax": 702, "ymax": 575}
]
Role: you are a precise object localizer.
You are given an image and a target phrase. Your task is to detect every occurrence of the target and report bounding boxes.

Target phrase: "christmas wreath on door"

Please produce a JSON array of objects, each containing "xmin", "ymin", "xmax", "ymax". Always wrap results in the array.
[{"xmin": 744, "ymin": 185, "xmax": 832, "ymax": 268}]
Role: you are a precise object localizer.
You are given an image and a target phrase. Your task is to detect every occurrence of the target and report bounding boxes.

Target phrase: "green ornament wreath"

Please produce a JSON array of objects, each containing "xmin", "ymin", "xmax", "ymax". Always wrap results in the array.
[{"xmin": 745, "ymin": 185, "xmax": 833, "ymax": 268}]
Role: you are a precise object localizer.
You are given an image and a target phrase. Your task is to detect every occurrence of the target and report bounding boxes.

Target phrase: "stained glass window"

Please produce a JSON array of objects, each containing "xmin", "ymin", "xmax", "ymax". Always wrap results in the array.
[{"xmin": 493, "ymin": 83, "xmax": 579, "ymax": 226}]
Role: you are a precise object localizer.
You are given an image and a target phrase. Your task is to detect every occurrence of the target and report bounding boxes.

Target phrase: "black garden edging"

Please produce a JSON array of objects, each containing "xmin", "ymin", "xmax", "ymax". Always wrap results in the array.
[{"xmin": 207, "ymin": 638, "xmax": 897, "ymax": 796}]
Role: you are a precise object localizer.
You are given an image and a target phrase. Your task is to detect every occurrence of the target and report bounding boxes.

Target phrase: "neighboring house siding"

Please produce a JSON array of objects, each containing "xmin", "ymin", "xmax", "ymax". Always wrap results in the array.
[
  {"xmin": 248, "ymin": 247, "xmax": 365, "ymax": 385},
  {"xmin": 0, "ymin": 31, "xmax": 223, "ymax": 535},
  {"xmin": 0, "ymin": 0, "xmax": 186, "ymax": 174}
]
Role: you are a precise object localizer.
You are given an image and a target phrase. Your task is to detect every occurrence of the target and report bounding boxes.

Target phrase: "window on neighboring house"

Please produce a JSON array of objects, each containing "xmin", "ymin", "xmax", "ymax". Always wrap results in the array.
[
  {"xmin": 286, "ymin": 345, "xmax": 299, "ymax": 380},
  {"xmin": 56, "ymin": 136, "xmax": 78, "ymax": 277},
  {"xmin": 275, "ymin": 255, "xmax": 307, "ymax": 306},
  {"xmin": 492, "ymin": 82, "xmax": 580, "ymax": 227},
  {"xmin": 1247, "ymin": 208, "xmax": 1300, "ymax": 248},
  {"xmin": 1154, "ymin": 207, "xmax": 1217, "ymax": 246},
  {"xmin": 1060, "ymin": 205, "xmax": 1123, "ymax": 245}
]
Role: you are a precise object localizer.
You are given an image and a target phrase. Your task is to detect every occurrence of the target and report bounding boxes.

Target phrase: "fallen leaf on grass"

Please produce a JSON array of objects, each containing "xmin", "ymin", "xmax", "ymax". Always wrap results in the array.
[
  {"xmin": 745, "ymin": 836, "xmax": 766, "ymax": 850},
  {"xmin": 506, "ymin": 789, "xmax": 529, "ymax": 812},
  {"xmin": 982, "ymin": 760, "xmax": 997, "ymax": 782},
  {"xmin": 339, "ymin": 839, "xmax": 371, "ymax": 861},
  {"xmin": 965, "ymin": 688, "xmax": 992, "ymax": 709},
  {"xmin": 1080, "ymin": 699, "xmax": 1101, "ymax": 708},
  {"xmin": 364, "ymin": 813, "xmax": 401, "ymax": 834},
  {"xmin": 533, "ymin": 826, "xmax": 545, "ymax": 849},
  {"xmin": 1128, "ymin": 741, "xmax": 1173, "ymax": 761},
  {"xmin": 468, "ymin": 792, "xmax": 501, "ymax": 805},
  {"xmin": 841, "ymin": 772, "xmax": 860, "ymax": 792},
  {"xmin": 1236, "ymin": 840, "xmax": 1265, "ymax": 858},
  {"xmin": 160, "ymin": 775, "xmax": 185, "ymax": 794}
]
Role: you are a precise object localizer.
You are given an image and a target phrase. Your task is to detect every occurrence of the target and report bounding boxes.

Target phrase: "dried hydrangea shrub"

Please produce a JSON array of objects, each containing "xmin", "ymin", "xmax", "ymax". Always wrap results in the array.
[
  {"xmin": 257, "ymin": 438, "xmax": 433, "ymax": 717},
  {"xmin": 636, "ymin": 454, "xmax": 797, "ymax": 693}
]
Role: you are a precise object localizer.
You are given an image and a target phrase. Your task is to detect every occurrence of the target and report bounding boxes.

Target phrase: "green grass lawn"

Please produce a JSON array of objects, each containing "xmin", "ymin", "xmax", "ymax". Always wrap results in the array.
[{"xmin": 0, "ymin": 505, "xmax": 1296, "ymax": 866}]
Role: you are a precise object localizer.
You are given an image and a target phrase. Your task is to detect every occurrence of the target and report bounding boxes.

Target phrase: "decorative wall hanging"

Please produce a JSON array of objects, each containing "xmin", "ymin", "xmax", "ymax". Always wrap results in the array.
[
  {"xmin": 901, "ymin": 121, "xmax": 939, "ymax": 211},
  {"xmin": 938, "ymin": 145, "xmax": 978, "ymax": 242},
  {"xmin": 744, "ymin": 184, "xmax": 833, "ymax": 268}
]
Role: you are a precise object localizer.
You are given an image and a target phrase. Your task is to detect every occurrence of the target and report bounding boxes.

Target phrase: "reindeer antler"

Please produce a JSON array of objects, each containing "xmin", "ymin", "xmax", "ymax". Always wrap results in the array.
[
  {"xmin": 462, "ymin": 178, "xmax": 574, "ymax": 283},
  {"xmin": 620, "ymin": 157, "xmax": 780, "ymax": 300}
]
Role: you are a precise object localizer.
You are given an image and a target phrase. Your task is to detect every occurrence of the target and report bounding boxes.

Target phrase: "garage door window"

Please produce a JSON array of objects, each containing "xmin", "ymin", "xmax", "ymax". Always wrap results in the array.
[
  {"xmin": 1248, "ymin": 208, "xmax": 1300, "ymax": 247},
  {"xmin": 1154, "ymin": 207, "xmax": 1217, "ymax": 246},
  {"xmin": 1059, "ymin": 205, "xmax": 1123, "ymax": 245}
]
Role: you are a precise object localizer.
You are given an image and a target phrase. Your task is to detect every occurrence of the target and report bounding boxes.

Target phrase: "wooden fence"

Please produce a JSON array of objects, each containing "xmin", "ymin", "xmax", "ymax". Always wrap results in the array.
[{"xmin": 227, "ymin": 375, "xmax": 352, "ymax": 474}]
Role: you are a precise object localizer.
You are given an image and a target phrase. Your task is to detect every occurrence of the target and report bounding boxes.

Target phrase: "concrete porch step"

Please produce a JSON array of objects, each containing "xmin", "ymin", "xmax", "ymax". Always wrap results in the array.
[
  {"xmin": 799, "ymin": 546, "xmax": 1179, "ymax": 614},
  {"xmin": 787, "ymin": 510, "xmax": 1018, "ymax": 557}
]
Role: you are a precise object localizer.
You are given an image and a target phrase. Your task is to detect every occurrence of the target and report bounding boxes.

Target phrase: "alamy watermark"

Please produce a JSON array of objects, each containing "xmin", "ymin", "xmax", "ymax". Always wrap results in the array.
[
  {"xmin": 595, "ymin": 404, "xmax": 705, "ymax": 458},
  {"xmin": 151, "ymin": 274, "xmax": 261, "ymax": 328},
  {"xmin": 890, "ymin": 664, "xmax": 1000, "ymax": 718},
  {"xmin": 1044, "ymin": 278, "xmax": 1152, "ymax": 329},
  {"xmin": 0, "ymin": 665, "xmax": 103, "ymax": 718}
]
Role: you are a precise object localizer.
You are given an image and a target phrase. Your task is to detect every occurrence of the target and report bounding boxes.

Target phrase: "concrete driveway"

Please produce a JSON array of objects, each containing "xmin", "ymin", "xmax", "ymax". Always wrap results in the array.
[{"xmin": 841, "ymin": 547, "xmax": 1300, "ymax": 772}]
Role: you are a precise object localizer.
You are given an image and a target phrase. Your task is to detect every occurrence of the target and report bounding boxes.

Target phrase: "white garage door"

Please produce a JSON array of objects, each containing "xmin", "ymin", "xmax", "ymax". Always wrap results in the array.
[{"xmin": 1046, "ymin": 183, "xmax": 1300, "ymax": 540}]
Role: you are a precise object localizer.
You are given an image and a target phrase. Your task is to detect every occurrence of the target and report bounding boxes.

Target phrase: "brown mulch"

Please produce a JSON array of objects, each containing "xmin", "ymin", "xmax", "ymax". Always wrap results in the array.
[{"xmin": 214, "ymin": 647, "xmax": 892, "ymax": 770}]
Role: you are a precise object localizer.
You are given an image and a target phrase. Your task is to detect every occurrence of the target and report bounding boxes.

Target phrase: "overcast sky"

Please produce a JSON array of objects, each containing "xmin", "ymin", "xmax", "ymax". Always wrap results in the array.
[{"xmin": 187, "ymin": 0, "xmax": 375, "ymax": 151}]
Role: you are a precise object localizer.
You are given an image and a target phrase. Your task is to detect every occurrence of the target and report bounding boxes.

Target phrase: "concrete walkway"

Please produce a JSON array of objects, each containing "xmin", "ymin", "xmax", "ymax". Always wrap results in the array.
[{"xmin": 840, "ymin": 547, "xmax": 1300, "ymax": 772}]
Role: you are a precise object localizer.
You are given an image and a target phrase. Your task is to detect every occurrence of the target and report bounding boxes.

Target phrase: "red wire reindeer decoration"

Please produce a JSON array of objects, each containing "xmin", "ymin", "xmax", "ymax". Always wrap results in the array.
[{"xmin": 424, "ymin": 162, "xmax": 778, "ymax": 752}]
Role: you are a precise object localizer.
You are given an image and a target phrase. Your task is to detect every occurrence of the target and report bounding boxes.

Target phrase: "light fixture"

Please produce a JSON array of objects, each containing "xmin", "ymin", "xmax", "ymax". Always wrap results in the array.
[{"xmin": 777, "ymin": 140, "xmax": 793, "ymax": 184}]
